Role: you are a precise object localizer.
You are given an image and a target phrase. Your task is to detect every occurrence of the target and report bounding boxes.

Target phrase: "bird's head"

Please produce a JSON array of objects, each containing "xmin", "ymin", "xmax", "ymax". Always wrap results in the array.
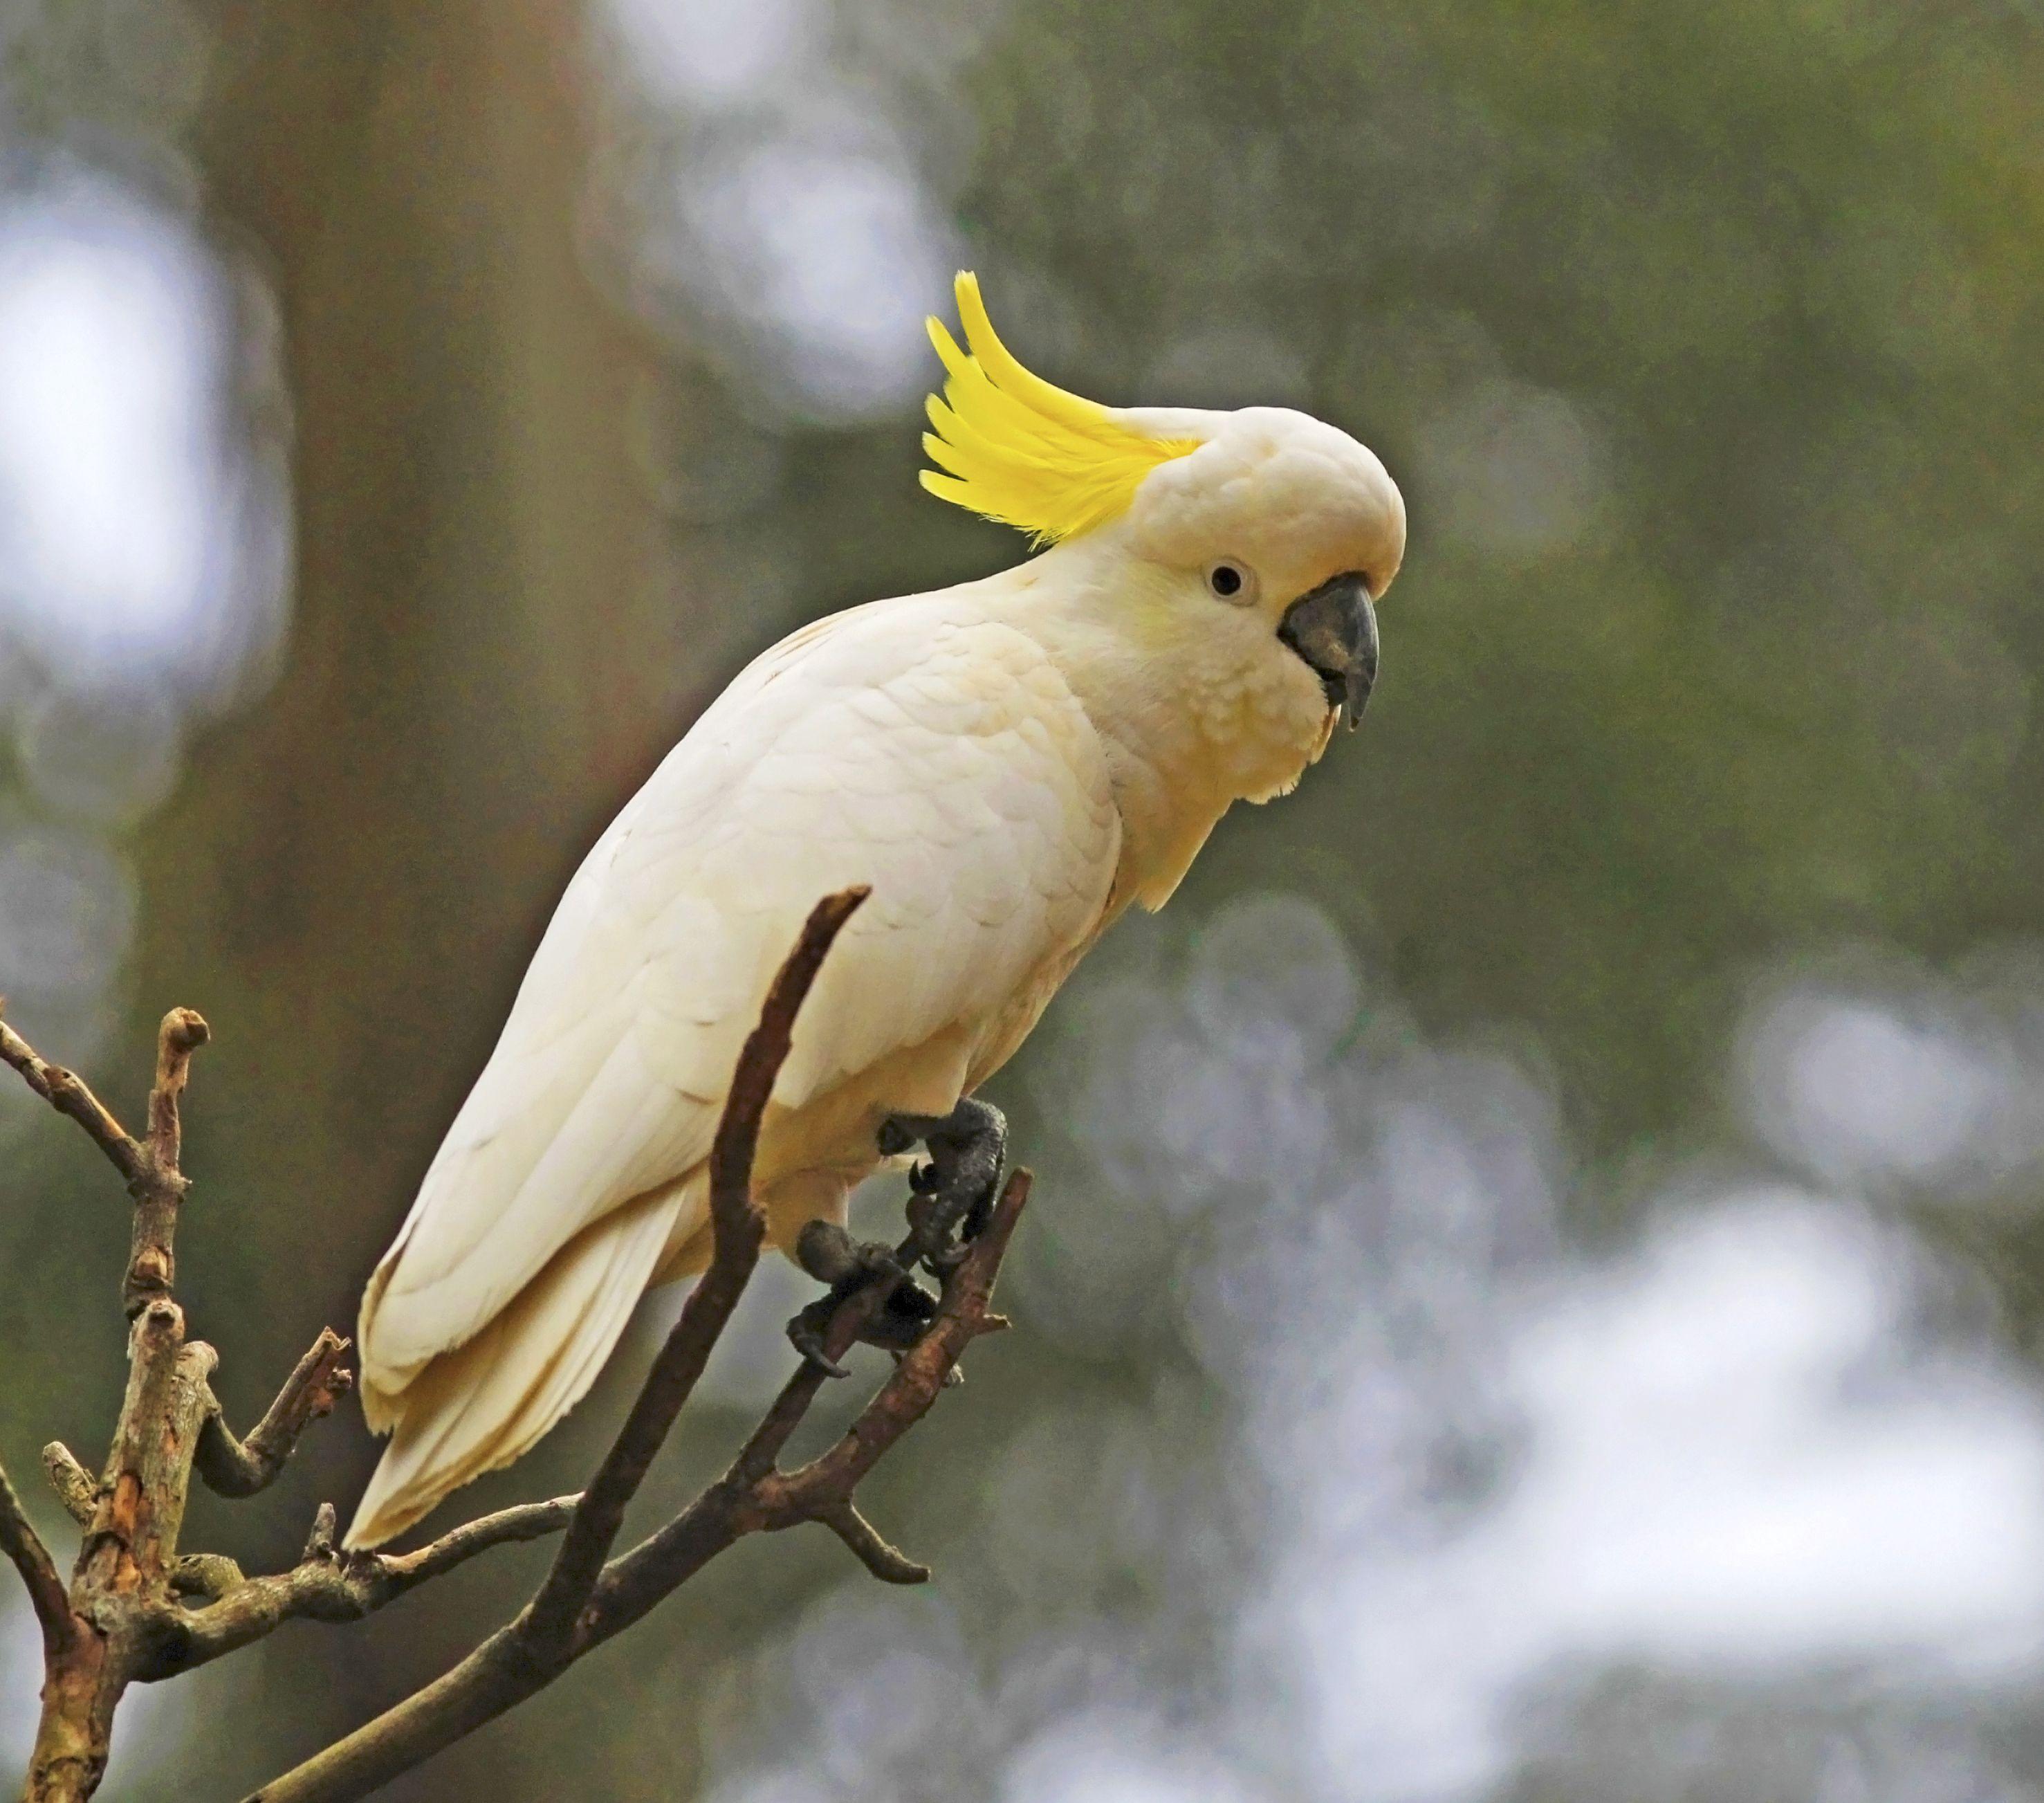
[{"xmin": 921, "ymin": 273, "xmax": 1404, "ymax": 764}]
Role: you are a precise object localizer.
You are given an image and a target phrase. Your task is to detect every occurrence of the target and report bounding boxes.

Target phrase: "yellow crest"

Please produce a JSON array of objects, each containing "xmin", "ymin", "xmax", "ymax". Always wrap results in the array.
[{"xmin": 921, "ymin": 272, "xmax": 1199, "ymax": 544}]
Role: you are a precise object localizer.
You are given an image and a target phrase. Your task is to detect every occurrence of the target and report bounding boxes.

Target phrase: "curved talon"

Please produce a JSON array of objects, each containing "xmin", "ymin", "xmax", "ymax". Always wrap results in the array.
[
  {"xmin": 786, "ymin": 1309, "xmax": 851, "ymax": 1380},
  {"xmin": 880, "ymin": 1097, "xmax": 1008, "ymax": 1277},
  {"xmin": 789, "ymin": 1217, "xmax": 938, "ymax": 1369}
]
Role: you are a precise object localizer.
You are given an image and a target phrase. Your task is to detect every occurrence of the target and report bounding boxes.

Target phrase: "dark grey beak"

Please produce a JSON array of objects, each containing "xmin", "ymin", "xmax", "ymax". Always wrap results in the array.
[{"xmin": 1277, "ymin": 571, "xmax": 1379, "ymax": 731}]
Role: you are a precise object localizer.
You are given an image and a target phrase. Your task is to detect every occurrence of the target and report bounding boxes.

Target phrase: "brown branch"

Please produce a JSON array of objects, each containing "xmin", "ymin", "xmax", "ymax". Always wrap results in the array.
[
  {"xmin": 41, "ymin": 1446, "xmax": 96, "ymax": 1529},
  {"xmin": 302, "ymin": 1504, "xmax": 338, "ymax": 1563},
  {"xmin": 19, "ymin": 1303, "xmax": 219, "ymax": 1800},
  {"xmin": 122, "ymin": 1009, "xmax": 208, "ymax": 1315},
  {"xmin": 1, "ymin": 1009, "xmax": 217, "ymax": 1797},
  {"xmin": 816, "ymin": 1501, "xmax": 930, "ymax": 1586},
  {"xmin": 84, "ymin": 1308, "xmax": 218, "ymax": 1582},
  {"xmin": 526, "ymin": 884, "xmax": 867, "ymax": 1648},
  {"xmin": 0, "ymin": 1013, "xmax": 145, "ymax": 1187},
  {"xmin": 243, "ymin": 1166, "xmax": 1031, "ymax": 1803},
  {"xmin": 142, "ymin": 1009, "xmax": 206, "ymax": 1173},
  {"xmin": 6, "ymin": 899, "xmax": 1030, "ymax": 1803},
  {"xmin": 0, "ymin": 1457, "xmax": 74, "ymax": 1658},
  {"xmin": 194, "ymin": 1329, "xmax": 355, "ymax": 1499},
  {"xmin": 145, "ymin": 1497, "xmax": 581, "ymax": 1678},
  {"xmin": 0, "ymin": 1005, "xmax": 210, "ymax": 1315}
]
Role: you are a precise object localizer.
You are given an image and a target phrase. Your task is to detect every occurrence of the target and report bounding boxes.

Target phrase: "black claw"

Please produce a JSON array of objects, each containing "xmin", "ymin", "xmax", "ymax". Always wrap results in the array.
[
  {"xmin": 878, "ymin": 1097, "xmax": 1008, "ymax": 1276},
  {"xmin": 789, "ymin": 1216, "xmax": 939, "ymax": 1371},
  {"xmin": 960, "ymin": 1178, "xmax": 999, "ymax": 1245},
  {"xmin": 786, "ymin": 1305, "xmax": 851, "ymax": 1380},
  {"xmin": 868, "ymin": 1276, "xmax": 939, "ymax": 1350}
]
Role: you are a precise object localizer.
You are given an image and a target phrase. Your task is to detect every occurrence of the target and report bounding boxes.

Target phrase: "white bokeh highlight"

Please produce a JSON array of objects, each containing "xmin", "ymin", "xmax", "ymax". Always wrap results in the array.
[
  {"xmin": 593, "ymin": 0, "xmax": 982, "ymax": 423},
  {"xmin": 695, "ymin": 894, "xmax": 2044, "ymax": 1803},
  {"xmin": 0, "ymin": 172, "xmax": 288, "ymax": 707},
  {"xmin": 607, "ymin": 0, "xmax": 816, "ymax": 107},
  {"xmin": 1739, "ymin": 958, "xmax": 2044, "ymax": 1199},
  {"xmin": 0, "ymin": 162, "xmax": 292, "ymax": 1094}
]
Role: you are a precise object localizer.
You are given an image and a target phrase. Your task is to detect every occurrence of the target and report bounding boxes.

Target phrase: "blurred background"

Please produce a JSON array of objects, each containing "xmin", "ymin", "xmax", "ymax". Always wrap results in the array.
[{"xmin": 3, "ymin": 0, "xmax": 2044, "ymax": 1797}]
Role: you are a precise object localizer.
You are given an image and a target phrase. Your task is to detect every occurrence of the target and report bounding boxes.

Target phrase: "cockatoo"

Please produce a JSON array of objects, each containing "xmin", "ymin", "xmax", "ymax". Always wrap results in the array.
[{"xmin": 347, "ymin": 273, "xmax": 1404, "ymax": 1548}]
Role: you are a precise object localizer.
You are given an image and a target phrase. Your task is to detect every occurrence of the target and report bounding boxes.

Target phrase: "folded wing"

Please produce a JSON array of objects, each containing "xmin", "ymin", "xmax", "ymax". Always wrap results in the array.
[{"xmin": 348, "ymin": 596, "xmax": 1118, "ymax": 1544}]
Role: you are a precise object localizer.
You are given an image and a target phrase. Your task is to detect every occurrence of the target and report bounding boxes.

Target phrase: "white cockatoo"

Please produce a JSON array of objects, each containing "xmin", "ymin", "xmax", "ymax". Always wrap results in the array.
[{"xmin": 347, "ymin": 273, "xmax": 1404, "ymax": 1547}]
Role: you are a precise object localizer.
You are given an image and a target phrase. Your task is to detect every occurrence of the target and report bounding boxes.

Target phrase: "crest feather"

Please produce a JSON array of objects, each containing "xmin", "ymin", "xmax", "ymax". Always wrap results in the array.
[{"xmin": 920, "ymin": 272, "xmax": 1199, "ymax": 544}]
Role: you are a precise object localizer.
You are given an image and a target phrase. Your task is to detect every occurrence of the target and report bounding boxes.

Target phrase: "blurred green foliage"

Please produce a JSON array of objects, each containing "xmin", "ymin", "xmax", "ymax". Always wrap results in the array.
[{"xmin": 1, "ymin": 0, "xmax": 2041, "ymax": 1796}]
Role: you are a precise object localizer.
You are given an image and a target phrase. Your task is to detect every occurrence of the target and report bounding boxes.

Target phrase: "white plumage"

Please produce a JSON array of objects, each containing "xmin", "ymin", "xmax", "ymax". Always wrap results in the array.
[
  {"xmin": 347, "ymin": 280, "xmax": 1406, "ymax": 1548},
  {"xmin": 349, "ymin": 596, "xmax": 1122, "ymax": 1543}
]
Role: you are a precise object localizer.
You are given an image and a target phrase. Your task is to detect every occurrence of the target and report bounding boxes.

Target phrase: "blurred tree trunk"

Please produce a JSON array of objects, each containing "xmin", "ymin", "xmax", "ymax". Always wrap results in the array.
[
  {"xmin": 139, "ymin": 0, "xmax": 691, "ymax": 1757},
  {"xmin": 171, "ymin": 0, "xmax": 679, "ymax": 1263}
]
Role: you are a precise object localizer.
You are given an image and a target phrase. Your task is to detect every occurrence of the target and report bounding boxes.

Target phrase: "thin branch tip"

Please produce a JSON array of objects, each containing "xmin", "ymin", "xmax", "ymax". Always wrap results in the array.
[
  {"xmin": 196, "ymin": 1326, "xmax": 355, "ymax": 1500},
  {"xmin": 1, "ymin": 1458, "xmax": 75, "ymax": 1656},
  {"xmin": 529, "ymin": 891, "xmax": 867, "ymax": 1652},
  {"xmin": 41, "ymin": 1443, "xmax": 96, "ymax": 1528},
  {"xmin": 158, "ymin": 1008, "xmax": 211, "ymax": 1054},
  {"xmin": 820, "ymin": 1503, "xmax": 930, "ymax": 1585},
  {"xmin": 304, "ymin": 1503, "xmax": 339, "ymax": 1563},
  {"xmin": 0, "ymin": 1012, "xmax": 145, "ymax": 1182}
]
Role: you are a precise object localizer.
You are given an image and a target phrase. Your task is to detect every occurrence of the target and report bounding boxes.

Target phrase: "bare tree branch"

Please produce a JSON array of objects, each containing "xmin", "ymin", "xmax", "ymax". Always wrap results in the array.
[
  {"xmin": 242, "ymin": 1166, "xmax": 1031, "ymax": 1803},
  {"xmin": 0, "ymin": 1457, "xmax": 74, "ymax": 1658},
  {"xmin": 0, "ymin": 1012, "xmax": 145, "ymax": 1188},
  {"xmin": 146, "ymin": 1496, "xmax": 582, "ymax": 1678},
  {"xmin": 0, "ymin": 1004, "xmax": 210, "ymax": 1316},
  {"xmin": 194, "ymin": 1329, "xmax": 356, "ymax": 1500},
  {"xmin": 41, "ymin": 1446, "xmax": 95, "ymax": 1530},
  {"xmin": 817, "ymin": 1500, "xmax": 930, "ymax": 1586},
  {"xmin": 123, "ymin": 1009, "xmax": 208, "ymax": 1315},
  {"xmin": 4, "ymin": 1012, "xmax": 222, "ymax": 1801},
  {"xmin": 141, "ymin": 1009, "xmax": 205, "ymax": 1173},
  {"xmin": 525, "ymin": 886, "xmax": 870, "ymax": 1651},
  {"xmin": 19, "ymin": 1298, "xmax": 221, "ymax": 1801},
  {"xmin": 302, "ymin": 1504, "xmax": 338, "ymax": 1564}
]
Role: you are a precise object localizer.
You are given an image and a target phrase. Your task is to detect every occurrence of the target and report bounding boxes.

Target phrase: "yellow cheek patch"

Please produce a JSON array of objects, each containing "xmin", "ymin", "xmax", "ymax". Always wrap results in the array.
[{"xmin": 921, "ymin": 272, "xmax": 1199, "ymax": 545}]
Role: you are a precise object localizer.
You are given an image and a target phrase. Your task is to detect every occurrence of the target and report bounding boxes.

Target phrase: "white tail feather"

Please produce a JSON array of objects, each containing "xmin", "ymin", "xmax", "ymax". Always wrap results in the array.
[{"xmin": 344, "ymin": 1184, "xmax": 689, "ymax": 1549}]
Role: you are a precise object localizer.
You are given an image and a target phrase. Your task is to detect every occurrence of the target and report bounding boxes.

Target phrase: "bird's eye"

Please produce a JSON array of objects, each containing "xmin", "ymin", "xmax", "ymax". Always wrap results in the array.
[{"xmin": 1206, "ymin": 560, "xmax": 1253, "ymax": 603}]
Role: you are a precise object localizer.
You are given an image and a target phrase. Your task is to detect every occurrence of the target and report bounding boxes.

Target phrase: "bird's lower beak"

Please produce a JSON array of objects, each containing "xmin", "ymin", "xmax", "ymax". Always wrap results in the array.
[{"xmin": 1277, "ymin": 571, "xmax": 1379, "ymax": 731}]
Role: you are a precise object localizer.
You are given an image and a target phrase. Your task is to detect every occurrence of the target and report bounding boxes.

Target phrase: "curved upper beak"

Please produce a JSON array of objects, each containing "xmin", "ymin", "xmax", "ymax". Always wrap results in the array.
[{"xmin": 1277, "ymin": 571, "xmax": 1379, "ymax": 731}]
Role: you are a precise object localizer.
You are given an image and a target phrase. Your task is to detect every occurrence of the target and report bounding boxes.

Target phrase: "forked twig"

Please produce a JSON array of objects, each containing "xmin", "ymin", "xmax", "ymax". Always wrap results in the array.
[{"xmin": 195, "ymin": 1329, "xmax": 357, "ymax": 1500}]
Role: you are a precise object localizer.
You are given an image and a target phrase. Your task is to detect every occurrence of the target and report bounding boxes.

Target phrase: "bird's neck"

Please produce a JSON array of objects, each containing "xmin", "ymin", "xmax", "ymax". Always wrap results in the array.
[{"xmin": 973, "ymin": 548, "xmax": 1325, "ymax": 912}]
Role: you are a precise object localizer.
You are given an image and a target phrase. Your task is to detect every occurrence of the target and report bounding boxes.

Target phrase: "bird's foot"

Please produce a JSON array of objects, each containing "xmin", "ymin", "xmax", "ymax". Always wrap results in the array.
[
  {"xmin": 786, "ymin": 1220, "xmax": 939, "ymax": 1378},
  {"xmin": 878, "ymin": 1097, "xmax": 1006, "ymax": 1276}
]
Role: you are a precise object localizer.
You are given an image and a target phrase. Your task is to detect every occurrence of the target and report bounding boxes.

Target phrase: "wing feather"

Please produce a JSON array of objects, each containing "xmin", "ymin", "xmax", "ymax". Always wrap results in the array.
[{"xmin": 358, "ymin": 594, "xmax": 1120, "ymax": 1428}]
